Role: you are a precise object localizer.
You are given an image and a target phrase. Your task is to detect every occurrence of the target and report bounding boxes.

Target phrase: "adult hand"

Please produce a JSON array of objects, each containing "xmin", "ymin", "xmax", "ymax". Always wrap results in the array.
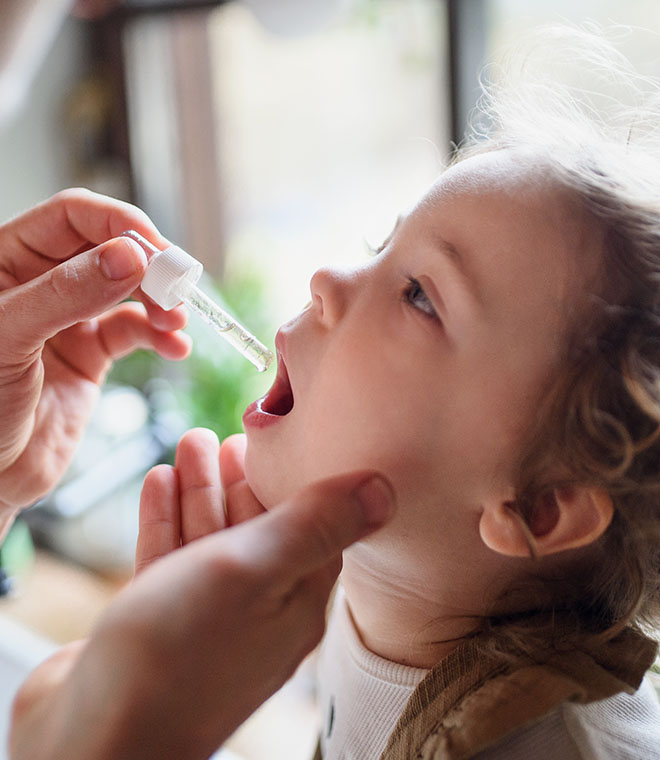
[
  {"xmin": 10, "ymin": 433, "xmax": 395, "ymax": 760},
  {"xmin": 135, "ymin": 430, "xmax": 264, "ymax": 572},
  {"xmin": 0, "ymin": 189, "xmax": 190, "ymax": 533}
]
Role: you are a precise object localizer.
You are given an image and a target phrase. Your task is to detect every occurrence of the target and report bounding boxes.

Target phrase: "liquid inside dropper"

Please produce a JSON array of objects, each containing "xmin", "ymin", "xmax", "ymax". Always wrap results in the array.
[{"xmin": 124, "ymin": 230, "xmax": 274, "ymax": 372}]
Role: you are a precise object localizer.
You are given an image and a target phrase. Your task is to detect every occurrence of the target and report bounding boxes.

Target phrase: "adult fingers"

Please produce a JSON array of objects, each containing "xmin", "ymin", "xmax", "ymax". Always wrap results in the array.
[
  {"xmin": 95, "ymin": 302, "xmax": 191, "ymax": 361},
  {"xmin": 219, "ymin": 434, "xmax": 247, "ymax": 490},
  {"xmin": 138, "ymin": 297, "xmax": 188, "ymax": 333},
  {"xmin": 219, "ymin": 435, "xmax": 265, "ymax": 525},
  {"xmin": 46, "ymin": 302, "xmax": 191, "ymax": 384},
  {"xmin": 223, "ymin": 480, "xmax": 266, "ymax": 526},
  {"xmin": 0, "ymin": 237, "xmax": 148, "ymax": 359},
  {"xmin": 135, "ymin": 465, "xmax": 181, "ymax": 574},
  {"xmin": 176, "ymin": 429, "xmax": 224, "ymax": 543},
  {"xmin": 3, "ymin": 188, "xmax": 167, "ymax": 266},
  {"xmin": 234, "ymin": 471, "xmax": 396, "ymax": 586}
]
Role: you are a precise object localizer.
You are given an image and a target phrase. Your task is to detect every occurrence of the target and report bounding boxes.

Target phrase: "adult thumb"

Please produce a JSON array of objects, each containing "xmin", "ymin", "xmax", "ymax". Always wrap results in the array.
[
  {"xmin": 245, "ymin": 472, "xmax": 397, "ymax": 583},
  {"xmin": 1, "ymin": 237, "xmax": 147, "ymax": 357}
]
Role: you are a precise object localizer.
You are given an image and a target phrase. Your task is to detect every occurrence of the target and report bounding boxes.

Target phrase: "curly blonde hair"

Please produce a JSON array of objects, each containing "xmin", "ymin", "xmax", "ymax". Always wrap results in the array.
[{"xmin": 456, "ymin": 25, "xmax": 660, "ymax": 642}]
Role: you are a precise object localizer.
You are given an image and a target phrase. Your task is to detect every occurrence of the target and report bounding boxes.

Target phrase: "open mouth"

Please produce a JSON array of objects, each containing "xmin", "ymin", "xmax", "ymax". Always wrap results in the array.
[{"xmin": 259, "ymin": 354, "xmax": 294, "ymax": 416}]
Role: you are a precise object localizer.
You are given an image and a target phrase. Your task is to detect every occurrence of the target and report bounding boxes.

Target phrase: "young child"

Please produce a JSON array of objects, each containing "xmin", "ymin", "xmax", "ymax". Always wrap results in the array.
[{"xmin": 139, "ymin": 25, "xmax": 660, "ymax": 760}]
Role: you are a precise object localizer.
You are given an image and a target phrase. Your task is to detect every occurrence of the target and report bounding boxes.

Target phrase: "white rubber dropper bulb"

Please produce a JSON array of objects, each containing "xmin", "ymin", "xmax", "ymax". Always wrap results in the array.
[{"xmin": 124, "ymin": 230, "xmax": 274, "ymax": 372}]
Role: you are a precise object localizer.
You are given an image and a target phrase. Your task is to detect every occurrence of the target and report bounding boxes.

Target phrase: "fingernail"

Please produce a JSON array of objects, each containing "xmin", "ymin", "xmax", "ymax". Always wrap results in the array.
[
  {"xmin": 355, "ymin": 475, "xmax": 396, "ymax": 526},
  {"xmin": 99, "ymin": 238, "xmax": 147, "ymax": 280}
]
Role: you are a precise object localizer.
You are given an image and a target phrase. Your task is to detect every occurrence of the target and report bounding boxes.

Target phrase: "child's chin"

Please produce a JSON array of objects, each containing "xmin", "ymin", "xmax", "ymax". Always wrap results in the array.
[{"xmin": 243, "ymin": 454, "xmax": 290, "ymax": 511}]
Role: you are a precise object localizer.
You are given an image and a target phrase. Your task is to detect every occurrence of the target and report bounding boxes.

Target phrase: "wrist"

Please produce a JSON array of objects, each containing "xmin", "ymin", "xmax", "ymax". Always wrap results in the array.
[
  {"xmin": 10, "ymin": 638, "xmax": 126, "ymax": 760},
  {"xmin": 50, "ymin": 620, "xmax": 218, "ymax": 760},
  {"xmin": 10, "ymin": 649, "xmax": 76, "ymax": 760}
]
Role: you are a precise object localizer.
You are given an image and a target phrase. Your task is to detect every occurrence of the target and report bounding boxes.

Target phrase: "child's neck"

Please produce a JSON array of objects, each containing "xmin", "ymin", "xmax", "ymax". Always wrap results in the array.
[{"xmin": 340, "ymin": 542, "xmax": 520, "ymax": 669}]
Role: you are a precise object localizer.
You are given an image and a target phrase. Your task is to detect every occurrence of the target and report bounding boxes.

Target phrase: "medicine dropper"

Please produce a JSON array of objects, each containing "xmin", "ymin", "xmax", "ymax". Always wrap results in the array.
[{"xmin": 124, "ymin": 230, "xmax": 274, "ymax": 373}]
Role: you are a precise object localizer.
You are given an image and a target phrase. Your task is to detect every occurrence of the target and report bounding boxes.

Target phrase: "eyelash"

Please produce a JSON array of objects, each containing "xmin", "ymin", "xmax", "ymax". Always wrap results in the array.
[
  {"xmin": 367, "ymin": 231, "xmax": 440, "ymax": 324},
  {"xmin": 404, "ymin": 277, "xmax": 438, "ymax": 320}
]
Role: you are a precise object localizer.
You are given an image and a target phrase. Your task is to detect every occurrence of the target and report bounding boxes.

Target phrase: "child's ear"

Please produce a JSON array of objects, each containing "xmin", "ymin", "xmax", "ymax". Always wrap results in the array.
[{"xmin": 479, "ymin": 486, "xmax": 614, "ymax": 558}]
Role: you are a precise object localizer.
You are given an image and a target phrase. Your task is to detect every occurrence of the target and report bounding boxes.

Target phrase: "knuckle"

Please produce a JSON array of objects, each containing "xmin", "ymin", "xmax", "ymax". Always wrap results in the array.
[
  {"xmin": 26, "ymin": 469, "xmax": 53, "ymax": 504},
  {"xmin": 5, "ymin": 456, "xmax": 60, "ymax": 508},
  {"xmin": 203, "ymin": 547, "xmax": 254, "ymax": 590},
  {"xmin": 183, "ymin": 482, "xmax": 221, "ymax": 499},
  {"xmin": 48, "ymin": 258, "xmax": 82, "ymax": 300}
]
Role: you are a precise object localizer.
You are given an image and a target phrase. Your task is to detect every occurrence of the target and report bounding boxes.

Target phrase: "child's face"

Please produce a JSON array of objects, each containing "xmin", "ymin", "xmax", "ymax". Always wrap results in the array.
[{"xmin": 242, "ymin": 150, "xmax": 602, "ymax": 571}]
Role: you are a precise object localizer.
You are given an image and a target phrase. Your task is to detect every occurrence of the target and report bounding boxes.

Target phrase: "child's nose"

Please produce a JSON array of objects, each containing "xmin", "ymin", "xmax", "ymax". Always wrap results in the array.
[{"xmin": 309, "ymin": 266, "xmax": 348, "ymax": 326}]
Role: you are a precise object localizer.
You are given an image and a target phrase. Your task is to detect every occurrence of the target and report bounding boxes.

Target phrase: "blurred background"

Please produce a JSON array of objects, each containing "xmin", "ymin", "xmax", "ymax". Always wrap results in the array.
[{"xmin": 1, "ymin": 1, "xmax": 660, "ymax": 758}]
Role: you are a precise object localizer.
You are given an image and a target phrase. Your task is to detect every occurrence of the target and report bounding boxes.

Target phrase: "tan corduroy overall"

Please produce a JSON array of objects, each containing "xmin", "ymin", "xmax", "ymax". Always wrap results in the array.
[{"xmin": 313, "ymin": 625, "xmax": 657, "ymax": 760}]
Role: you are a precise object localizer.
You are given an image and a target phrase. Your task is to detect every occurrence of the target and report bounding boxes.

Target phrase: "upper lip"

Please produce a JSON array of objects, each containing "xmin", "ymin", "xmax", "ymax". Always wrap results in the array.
[{"xmin": 274, "ymin": 328, "xmax": 287, "ymax": 357}]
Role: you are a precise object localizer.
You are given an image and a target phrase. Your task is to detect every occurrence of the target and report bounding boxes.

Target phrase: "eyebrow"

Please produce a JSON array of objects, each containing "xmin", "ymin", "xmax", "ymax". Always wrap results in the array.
[
  {"xmin": 435, "ymin": 235, "xmax": 462, "ymax": 267},
  {"xmin": 375, "ymin": 216, "xmax": 482, "ymax": 308},
  {"xmin": 371, "ymin": 215, "xmax": 403, "ymax": 255},
  {"xmin": 432, "ymin": 233, "xmax": 483, "ymax": 309}
]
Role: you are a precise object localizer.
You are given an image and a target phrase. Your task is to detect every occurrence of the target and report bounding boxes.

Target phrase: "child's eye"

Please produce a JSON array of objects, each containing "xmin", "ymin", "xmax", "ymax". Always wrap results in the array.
[{"xmin": 404, "ymin": 278, "xmax": 438, "ymax": 319}]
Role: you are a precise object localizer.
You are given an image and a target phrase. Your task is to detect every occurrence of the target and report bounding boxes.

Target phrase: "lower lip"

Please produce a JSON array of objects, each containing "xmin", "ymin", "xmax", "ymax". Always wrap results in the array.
[{"xmin": 242, "ymin": 399, "xmax": 287, "ymax": 430}]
